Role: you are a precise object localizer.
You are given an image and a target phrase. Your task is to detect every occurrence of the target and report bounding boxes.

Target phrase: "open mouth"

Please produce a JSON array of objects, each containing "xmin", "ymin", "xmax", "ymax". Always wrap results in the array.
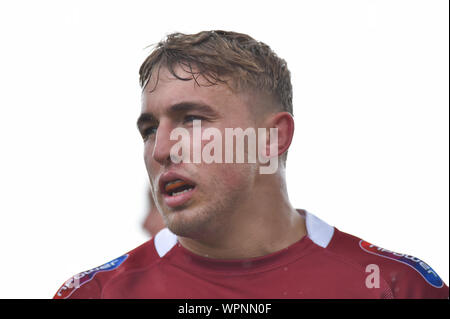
[
  {"xmin": 164, "ymin": 179, "xmax": 196, "ymax": 197},
  {"xmin": 158, "ymin": 172, "xmax": 197, "ymax": 208}
]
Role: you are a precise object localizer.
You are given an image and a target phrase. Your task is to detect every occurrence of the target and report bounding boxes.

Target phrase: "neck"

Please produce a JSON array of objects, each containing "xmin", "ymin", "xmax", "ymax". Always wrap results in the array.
[{"xmin": 177, "ymin": 171, "xmax": 307, "ymax": 259}]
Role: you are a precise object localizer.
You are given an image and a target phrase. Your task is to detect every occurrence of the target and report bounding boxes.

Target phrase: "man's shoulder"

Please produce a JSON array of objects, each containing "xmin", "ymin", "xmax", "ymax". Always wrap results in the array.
[
  {"xmin": 53, "ymin": 237, "xmax": 161, "ymax": 299},
  {"xmin": 325, "ymin": 227, "xmax": 449, "ymax": 298}
]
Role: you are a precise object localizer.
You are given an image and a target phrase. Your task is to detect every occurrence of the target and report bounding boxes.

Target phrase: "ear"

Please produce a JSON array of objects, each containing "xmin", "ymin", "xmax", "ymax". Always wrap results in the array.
[{"xmin": 264, "ymin": 112, "xmax": 295, "ymax": 157}]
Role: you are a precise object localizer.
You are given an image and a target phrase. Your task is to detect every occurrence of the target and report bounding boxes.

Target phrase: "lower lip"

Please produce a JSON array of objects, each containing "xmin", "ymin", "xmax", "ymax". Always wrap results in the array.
[{"xmin": 163, "ymin": 187, "xmax": 196, "ymax": 208}]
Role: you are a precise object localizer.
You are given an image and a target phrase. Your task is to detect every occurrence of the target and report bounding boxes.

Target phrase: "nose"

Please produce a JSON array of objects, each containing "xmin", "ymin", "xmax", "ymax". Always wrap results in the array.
[{"xmin": 151, "ymin": 120, "xmax": 174, "ymax": 165}]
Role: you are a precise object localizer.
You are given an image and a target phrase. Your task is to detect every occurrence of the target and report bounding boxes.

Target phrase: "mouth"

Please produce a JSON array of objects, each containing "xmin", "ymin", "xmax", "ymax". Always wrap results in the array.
[
  {"xmin": 159, "ymin": 173, "xmax": 197, "ymax": 208},
  {"xmin": 164, "ymin": 179, "xmax": 196, "ymax": 196}
]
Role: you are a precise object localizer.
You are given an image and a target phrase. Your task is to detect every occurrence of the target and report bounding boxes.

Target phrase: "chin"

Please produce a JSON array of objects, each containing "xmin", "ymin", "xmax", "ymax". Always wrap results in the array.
[{"xmin": 165, "ymin": 206, "xmax": 219, "ymax": 239}]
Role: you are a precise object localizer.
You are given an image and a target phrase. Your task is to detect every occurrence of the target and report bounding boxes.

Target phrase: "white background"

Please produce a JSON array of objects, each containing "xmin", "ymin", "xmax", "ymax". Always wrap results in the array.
[{"xmin": 0, "ymin": 0, "xmax": 448, "ymax": 298}]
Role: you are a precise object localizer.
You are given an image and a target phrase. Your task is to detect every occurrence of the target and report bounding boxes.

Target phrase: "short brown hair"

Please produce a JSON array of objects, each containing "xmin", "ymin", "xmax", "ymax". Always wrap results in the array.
[{"xmin": 139, "ymin": 30, "xmax": 293, "ymax": 115}]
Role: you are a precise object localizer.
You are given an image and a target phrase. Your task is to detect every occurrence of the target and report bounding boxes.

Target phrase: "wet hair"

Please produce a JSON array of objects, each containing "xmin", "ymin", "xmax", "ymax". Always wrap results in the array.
[{"xmin": 139, "ymin": 30, "xmax": 293, "ymax": 115}]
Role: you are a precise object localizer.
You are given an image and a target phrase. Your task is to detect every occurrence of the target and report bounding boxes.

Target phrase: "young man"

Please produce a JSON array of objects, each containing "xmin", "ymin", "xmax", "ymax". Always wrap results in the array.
[{"xmin": 54, "ymin": 30, "xmax": 448, "ymax": 299}]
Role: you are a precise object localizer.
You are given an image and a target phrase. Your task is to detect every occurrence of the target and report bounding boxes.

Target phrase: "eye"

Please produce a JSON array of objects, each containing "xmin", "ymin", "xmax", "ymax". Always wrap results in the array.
[
  {"xmin": 141, "ymin": 126, "xmax": 158, "ymax": 141},
  {"xmin": 183, "ymin": 115, "xmax": 205, "ymax": 123}
]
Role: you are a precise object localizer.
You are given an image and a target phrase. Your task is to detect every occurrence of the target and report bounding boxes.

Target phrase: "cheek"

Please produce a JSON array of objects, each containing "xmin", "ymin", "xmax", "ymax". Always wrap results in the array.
[
  {"xmin": 143, "ymin": 143, "xmax": 155, "ymax": 170},
  {"xmin": 205, "ymin": 163, "xmax": 256, "ymax": 192}
]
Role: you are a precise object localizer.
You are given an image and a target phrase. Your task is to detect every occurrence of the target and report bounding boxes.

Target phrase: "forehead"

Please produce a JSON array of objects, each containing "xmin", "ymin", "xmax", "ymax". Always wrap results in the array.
[{"xmin": 141, "ymin": 65, "xmax": 252, "ymax": 117}]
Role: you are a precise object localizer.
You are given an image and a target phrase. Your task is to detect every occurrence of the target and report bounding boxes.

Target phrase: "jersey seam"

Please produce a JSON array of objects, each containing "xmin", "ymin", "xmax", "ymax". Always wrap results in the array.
[
  {"xmin": 100, "ymin": 241, "xmax": 172, "ymax": 298},
  {"xmin": 100, "ymin": 260, "xmax": 165, "ymax": 298}
]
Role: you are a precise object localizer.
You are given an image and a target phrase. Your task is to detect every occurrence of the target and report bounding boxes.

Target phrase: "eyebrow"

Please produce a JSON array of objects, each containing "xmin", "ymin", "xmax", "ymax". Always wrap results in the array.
[{"xmin": 136, "ymin": 102, "xmax": 218, "ymax": 129}]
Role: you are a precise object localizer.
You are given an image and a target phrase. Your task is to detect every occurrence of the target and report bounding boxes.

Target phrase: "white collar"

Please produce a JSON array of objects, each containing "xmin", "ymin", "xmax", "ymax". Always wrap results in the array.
[{"xmin": 154, "ymin": 210, "xmax": 334, "ymax": 258}]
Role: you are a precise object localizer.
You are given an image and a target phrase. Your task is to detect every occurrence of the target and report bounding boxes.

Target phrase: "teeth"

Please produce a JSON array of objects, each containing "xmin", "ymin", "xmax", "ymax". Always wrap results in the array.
[{"xmin": 171, "ymin": 188, "xmax": 192, "ymax": 196}]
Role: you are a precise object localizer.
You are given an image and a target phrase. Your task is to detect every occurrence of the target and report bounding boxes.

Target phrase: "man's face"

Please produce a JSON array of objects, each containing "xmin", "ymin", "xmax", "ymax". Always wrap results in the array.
[{"xmin": 138, "ymin": 66, "xmax": 260, "ymax": 239}]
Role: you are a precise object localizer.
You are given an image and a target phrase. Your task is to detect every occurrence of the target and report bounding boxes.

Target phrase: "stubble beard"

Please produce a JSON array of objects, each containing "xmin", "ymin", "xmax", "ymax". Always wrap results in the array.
[{"xmin": 162, "ymin": 175, "xmax": 249, "ymax": 241}]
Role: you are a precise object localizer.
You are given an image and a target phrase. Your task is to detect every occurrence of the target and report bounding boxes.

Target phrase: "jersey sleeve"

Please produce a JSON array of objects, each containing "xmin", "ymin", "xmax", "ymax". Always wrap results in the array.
[
  {"xmin": 358, "ymin": 239, "xmax": 448, "ymax": 299},
  {"xmin": 53, "ymin": 254, "xmax": 129, "ymax": 299},
  {"xmin": 54, "ymin": 274, "xmax": 102, "ymax": 299},
  {"xmin": 328, "ymin": 228, "xmax": 449, "ymax": 299}
]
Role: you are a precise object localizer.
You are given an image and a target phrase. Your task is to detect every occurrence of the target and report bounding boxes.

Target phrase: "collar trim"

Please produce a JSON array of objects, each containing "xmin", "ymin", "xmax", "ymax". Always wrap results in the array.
[{"xmin": 154, "ymin": 210, "xmax": 334, "ymax": 258}]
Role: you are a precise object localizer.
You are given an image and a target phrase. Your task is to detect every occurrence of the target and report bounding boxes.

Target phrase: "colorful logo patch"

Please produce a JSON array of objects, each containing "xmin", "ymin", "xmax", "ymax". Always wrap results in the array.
[
  {"xmin": 359, "ymin": 240, "xmax": 443, "ymax": 288},
  {"xmin": 55, "ymin": 254, "xmax": 128, "ymax": 299}
]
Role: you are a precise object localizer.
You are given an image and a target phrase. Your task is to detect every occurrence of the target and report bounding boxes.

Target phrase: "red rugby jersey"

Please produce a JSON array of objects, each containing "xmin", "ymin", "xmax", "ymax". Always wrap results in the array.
[{"xmin": 54, "ymin": 210, "xmax": 449, "ymax": 299}]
